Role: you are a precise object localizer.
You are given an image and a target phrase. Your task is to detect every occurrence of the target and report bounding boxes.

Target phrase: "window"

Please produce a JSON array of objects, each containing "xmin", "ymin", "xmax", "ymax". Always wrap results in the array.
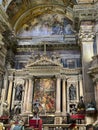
[{"xmin": 67, "ymin": 59, "xmax": 76, "ymax": 68}]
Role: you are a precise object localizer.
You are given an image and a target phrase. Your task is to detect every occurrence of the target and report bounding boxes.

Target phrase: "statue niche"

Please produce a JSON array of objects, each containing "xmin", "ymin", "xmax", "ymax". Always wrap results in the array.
[
  {"xmin": 15, "ymin": 85, "xmax": 23, "ymax": 101},
  {"xmin": 69, "ymin": 84, "xmax": 76, "ymax": 100}
]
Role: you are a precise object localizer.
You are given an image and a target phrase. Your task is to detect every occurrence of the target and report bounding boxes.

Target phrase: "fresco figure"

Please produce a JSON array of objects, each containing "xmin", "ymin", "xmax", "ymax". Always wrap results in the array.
[{"xmin": 17, "ymin": 13, "xmax": 75, "ymax": 37}]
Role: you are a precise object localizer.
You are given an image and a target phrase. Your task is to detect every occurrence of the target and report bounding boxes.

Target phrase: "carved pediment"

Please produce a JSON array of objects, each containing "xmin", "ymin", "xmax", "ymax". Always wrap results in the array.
[{"xmin": 25, "ymin": 55, "xmax": 62, "ymax": 68}]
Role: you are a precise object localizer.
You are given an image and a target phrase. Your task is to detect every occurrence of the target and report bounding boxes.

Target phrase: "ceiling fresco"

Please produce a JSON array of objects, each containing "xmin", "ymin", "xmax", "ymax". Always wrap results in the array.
[
  {"xmin": 1, "ymin": 0, "xmax": 79, "ymax": 33},
  {"xmin": 2, "ymin": 0, "xmax": 77, "ymax": 32},
  {"xmin": 2, "ymin": 0, "xmax": 77, "ymax": 9},
  {"xmin": 17, "ymin": 13, "xmax": 76, "ymax": 37},
  {"xmin": 6, "ymin": 0, "xmax": 23, "ymax": 18}
]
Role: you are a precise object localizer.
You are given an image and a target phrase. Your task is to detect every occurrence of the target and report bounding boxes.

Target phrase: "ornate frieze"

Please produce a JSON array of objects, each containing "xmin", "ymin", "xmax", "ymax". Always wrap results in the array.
[
  {"xmin": 61, "ymin": 68, "xmax": 81, "ymax": 75},
  {"xmin": 17, "ymin": 35, "xmax": 76, "ymax": 45}
]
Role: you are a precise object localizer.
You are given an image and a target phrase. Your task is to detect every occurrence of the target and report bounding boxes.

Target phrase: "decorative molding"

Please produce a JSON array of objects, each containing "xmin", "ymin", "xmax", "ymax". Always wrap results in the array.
[
  {"xmin": 79, "ymin": 32, "xmax": 95, "ymax": 42},
  {"xmin": 14, "ymin": 78, "xmax": 24, "ymax": 86},
  {"xmin": 26, "ymin": 53, "xmax": 62, "ymax": 68}
]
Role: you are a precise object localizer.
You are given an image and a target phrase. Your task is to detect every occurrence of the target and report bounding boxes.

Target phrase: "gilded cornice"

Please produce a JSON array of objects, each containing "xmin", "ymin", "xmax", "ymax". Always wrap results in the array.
[
  {"xmin": 73, "ymin": 3, "xmax": 98, "ymax": 21},
  {"xmin": 61, "ymin": 68, "xmax": 82, "ymax": 75},
  {"xmin": 7, "ymin": 55, "xmax": 82, "ymax": 77},
  {"xmin": 8, "ymin": 69, "xmax": 26, "ymax": 78},
  {"xmin": 17, "ymin": 35, "xmax": 77, "ymax": 46},
  {"xmin": 3, "ymin": 0, "xmax": 77, "ymax": 11},
  {"xmin": 7, "ymin": 65, "xmax": 82, "ymax": 78},
  {"xmin": 26, "ymin": 54, "xmax": 63, "ymax": 68}
]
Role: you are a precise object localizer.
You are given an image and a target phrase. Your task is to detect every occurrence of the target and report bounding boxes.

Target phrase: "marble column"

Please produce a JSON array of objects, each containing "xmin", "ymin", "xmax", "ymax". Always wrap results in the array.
[
  {"xmin": 3, "ymin": 74, "xmax": 8, "ymax": 101},
  {"xmin": 78, "ymin": 75, "xmax": 83, "ymax": 97},
  {"xmin": 95, "ymin": 82, "xmax": 98, "ymax": 110},
  {"xmin": 11, "ymin": 83, "xmax": 15, "ymax": 109},
  {"xmin": 27, "ymin": 78, "xmax": 34, "ymax": 113},
  {"xmin": 7, "ymin": 76, "xmax": 13, "ymax": 108},
  {"xmin": 56, "ymin": 76, "xmax": 61, "ymax": 113},
  {"xmin": 79, "ymin": 22, "xmax": 95, "ymax": 102},
  {"xmin": 62, "ymin": 78, "xmax": 66, "ymax": 114},
  {"xmin": 94, "ymin": 21, "xmax": 98, "ymax": 54},
  {"xmin": 23, "ymin": 79, "xmax": 29, "ymax": 112},
  {"xmin": 0, "ymin": 90, "xmax": 5, "ymax": 116}
]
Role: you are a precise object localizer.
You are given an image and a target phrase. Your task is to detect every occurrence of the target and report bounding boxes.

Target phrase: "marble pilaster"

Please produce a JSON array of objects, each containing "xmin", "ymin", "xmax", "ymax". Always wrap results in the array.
[
  {"xmin": 95, "ymin": 21, "xmax": 98, "ymax": 54},
  {"xmin": 78, "ymin": 75, "xmax": 83, "ymax": 97},
  {"xmin": 95, "ymin": 82, "xmax": 98, "ymax": 110},
  {"xmin": 24, "ymin": 79, "xmax": 29, "ymax": 112},
  {"xmin": 62, "ymin": 78, "xmax": 66, "ymax": 114},
  {"xmin": 95, "ymin": 32, "xmax": 98, "ymax": 54},
  {"xmin": 55, "ymin": 75, "xmax": 61, "ymax": 113},
  {"xmin": 11, "ymin": 84, "xmax": 15, "ymax": 109},
  {"xmin": 26, "ymin": 78, "xmax": 34, "ymax": 113},
  {"xmin": 79, "ymin": 23, "xmax": 95, "ymax": 102},
  {"xmin": 7, "ymin": 76, "xmax": 13, "ymax": 108},
  {"xmin": 3, "ymin": 75, "xmax": 8, "ymax": 101},
  {"xmin": 0, "ymin": 77, "xmax": 5, "ymax": 116}
]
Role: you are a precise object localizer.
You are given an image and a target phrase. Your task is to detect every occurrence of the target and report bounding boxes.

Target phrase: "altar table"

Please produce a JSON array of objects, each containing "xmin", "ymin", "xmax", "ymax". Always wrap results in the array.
[{"xmin": 29, "ymin": 119, "xmax": 42, "ymax": 130}]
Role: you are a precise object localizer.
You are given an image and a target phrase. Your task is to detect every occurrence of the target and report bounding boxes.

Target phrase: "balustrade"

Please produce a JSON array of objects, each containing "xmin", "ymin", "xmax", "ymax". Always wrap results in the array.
[{"xmin": 43, "ymin": 124, "xmax": 86, "ymax": 130}]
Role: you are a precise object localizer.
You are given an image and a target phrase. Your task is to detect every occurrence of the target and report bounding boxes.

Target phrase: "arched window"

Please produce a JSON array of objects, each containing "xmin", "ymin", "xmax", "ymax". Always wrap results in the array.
[{"xmin": 69, "ymin": 84, "xmax": 76, "ymax": 100}]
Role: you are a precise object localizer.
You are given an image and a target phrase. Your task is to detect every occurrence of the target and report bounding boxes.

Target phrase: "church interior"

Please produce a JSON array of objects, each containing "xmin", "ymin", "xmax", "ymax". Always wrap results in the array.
[{"xmin": 0, "ymin": 0, "xmax": 98, "ymax": 129}]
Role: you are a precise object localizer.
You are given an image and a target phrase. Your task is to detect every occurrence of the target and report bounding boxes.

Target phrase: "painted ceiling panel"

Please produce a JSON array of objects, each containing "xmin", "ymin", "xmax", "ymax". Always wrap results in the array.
[
  {"xmin": 1, "ymin": 0, "xmax": 78, "ymax": 33},
  {"xmin": 17, "ymin": 13, "xmax": 75, "ymax": 37}
]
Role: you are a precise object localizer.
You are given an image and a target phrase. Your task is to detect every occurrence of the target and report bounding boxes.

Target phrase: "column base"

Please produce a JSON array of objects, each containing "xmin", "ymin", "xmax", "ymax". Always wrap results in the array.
[
  {"xmin": 54, "ymin": 117, "xmax": 62, "ymax": 124},
  {"xmin": 22, "ymin": 111, "xmax": 33, "ymax": 115},
  {"xmin": 55, "ymin": 111, "xmax": 61, "ymax": 116},
  {"xmin": 61, "ymin": 112, "xmax": 66, "ymax": 116}
]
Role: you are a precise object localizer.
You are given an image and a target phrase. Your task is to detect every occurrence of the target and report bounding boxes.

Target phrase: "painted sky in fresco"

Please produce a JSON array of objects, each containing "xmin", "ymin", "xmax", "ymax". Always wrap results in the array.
[{"xmin": 17, "ymin": 13, "xmax": 76, "ymax": 37}]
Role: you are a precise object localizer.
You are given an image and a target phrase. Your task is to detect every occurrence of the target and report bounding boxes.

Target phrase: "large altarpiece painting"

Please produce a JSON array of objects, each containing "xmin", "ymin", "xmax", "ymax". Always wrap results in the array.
[{"xmin": 34, "ymin": 78, "xmax": 56, "ymax": 113}]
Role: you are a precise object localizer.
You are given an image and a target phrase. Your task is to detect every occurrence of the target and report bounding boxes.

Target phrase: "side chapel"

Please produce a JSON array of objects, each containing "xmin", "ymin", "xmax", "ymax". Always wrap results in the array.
[{"xmin": 0, "ymin": 0, "xmax": 98, "ymax": 124}]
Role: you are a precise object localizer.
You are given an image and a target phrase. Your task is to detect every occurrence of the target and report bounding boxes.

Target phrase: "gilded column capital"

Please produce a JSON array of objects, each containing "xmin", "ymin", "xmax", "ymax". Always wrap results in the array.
[
  {"xmin": 8, "ymin": 76, "xmax": 14, "ymax": 81},
  {"xmin": 79, "ymin": 22, "xmax": 95, "ymax": 42},
  {"xmin": 28, "ymin": 76, "xmax": 34, "ymax": 81},
  {"xmin": 78, "ymin": 74, "xmax": 82, "ymax": 81},
  {"xmin": 61, "ymin": 75, "xmax": 66, "ymax": 80},
  {"xmin": 14, "ymin": 79, "xmax": 25, "ymax": 85},
  {"xmin": 55, "ymin": 75, "xmax": 61, "ymax": 79},
  {"xmin": 79, "ymin": 32, "xmax": 95, "ymax": 42}
]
